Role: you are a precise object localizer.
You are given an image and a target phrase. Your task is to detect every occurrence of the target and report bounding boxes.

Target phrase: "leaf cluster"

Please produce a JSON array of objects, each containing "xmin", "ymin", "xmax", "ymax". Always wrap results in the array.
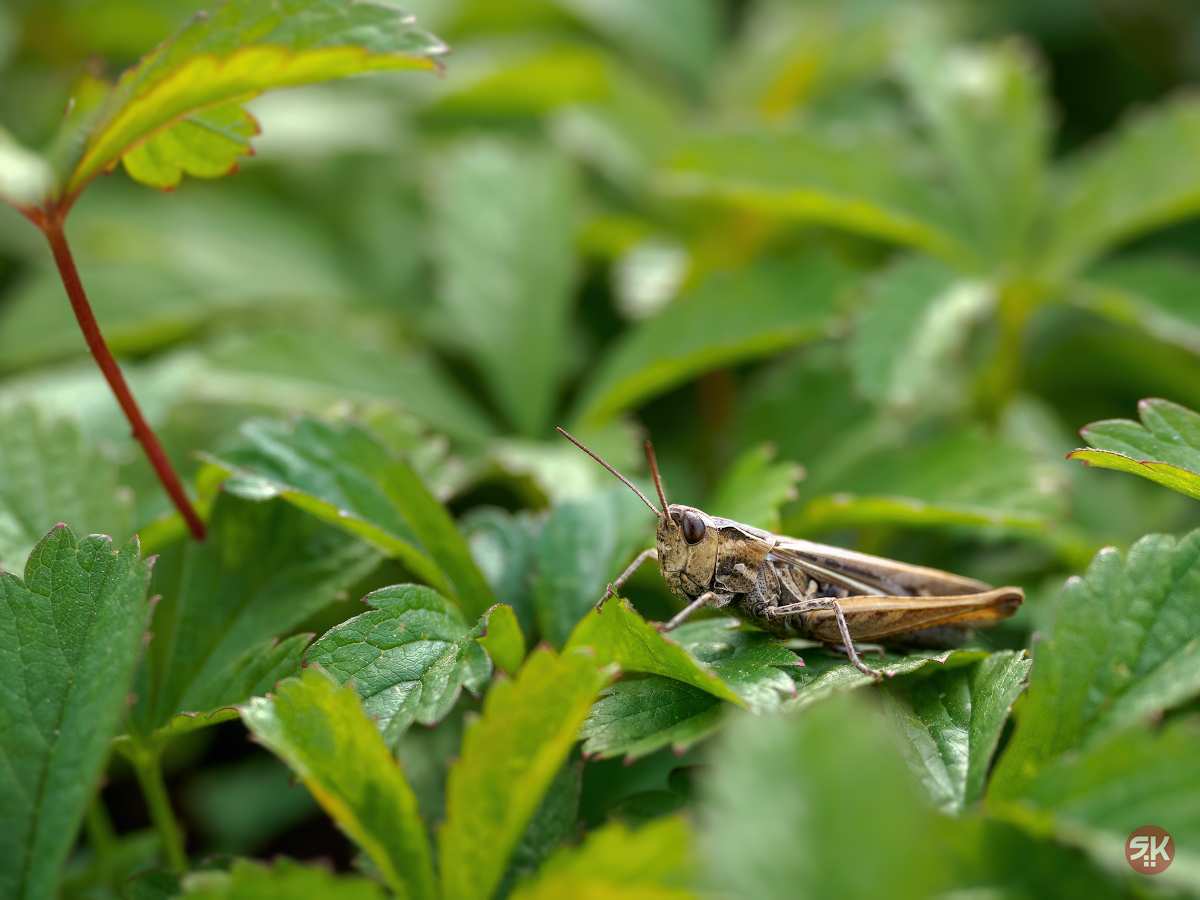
[{"xmin": 4, "ymin": 1, "xmax": 1200, "ymax": 898}]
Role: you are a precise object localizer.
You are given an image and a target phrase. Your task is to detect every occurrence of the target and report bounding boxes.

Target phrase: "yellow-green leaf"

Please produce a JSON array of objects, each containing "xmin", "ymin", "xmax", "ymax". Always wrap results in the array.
[
  {"xmin": 475, "ymin": 604, "xmax": 526, "ymax": 676},
  {"xmin": 240, "ymin": 667, "xmax": 435, "ymax": 900},
  {"xmin": 64, "ymin": 0, "xmax": 447, "ymax": 198},
  {"xmin": 121, "ymin": 101, "xmax": 259, "ymax": 189},
  {"xmin": 510, "ymin": 816, "xmax": 697, "ymax": 900},
  {"xmin": 565, "ymin": 599, "xmax": 745, "ymax": 706},
  {"xmin": 439, "ymin": 647, "xmax": 616, "ymax": 900}
]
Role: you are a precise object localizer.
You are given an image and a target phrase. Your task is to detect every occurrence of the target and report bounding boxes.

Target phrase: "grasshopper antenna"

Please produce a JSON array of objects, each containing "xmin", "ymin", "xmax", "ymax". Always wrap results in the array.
[
  {"xmin": 644, "ymin": 440, "xmax": 671, "ymax": 520},
  {"xmin": 556, "ymin": 427, "xmax": 663, "ymax": 518}
]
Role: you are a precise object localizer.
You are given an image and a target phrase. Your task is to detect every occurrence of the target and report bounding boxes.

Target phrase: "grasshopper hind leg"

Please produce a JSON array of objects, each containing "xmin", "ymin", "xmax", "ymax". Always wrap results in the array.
[
  {"xmin": 827, "ymin": 641, "xmax": 886, "ymax": 661},
  {"xmin": 765, "ymin": 598, "xmax": 884, "ymax": 682}
]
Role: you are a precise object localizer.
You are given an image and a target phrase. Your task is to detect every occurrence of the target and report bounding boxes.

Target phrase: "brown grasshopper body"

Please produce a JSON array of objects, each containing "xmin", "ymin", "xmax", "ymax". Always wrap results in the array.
[{"xmin": 558, "ymin": 428, "xmax": 1023, "ymax": 679}]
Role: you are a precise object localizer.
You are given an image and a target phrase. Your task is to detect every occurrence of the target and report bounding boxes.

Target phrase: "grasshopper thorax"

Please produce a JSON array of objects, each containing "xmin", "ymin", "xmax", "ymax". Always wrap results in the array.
[{"xmin": 658, "ymin": 504, "xmax": 719, "ymax": 599}]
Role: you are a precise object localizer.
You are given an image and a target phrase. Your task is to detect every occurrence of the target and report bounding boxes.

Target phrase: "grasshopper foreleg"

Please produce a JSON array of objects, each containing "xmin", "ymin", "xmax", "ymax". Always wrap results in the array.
[
  {"xmin": 765, "ymin": 598, "xmax": 884, "ymax": 682},
  {"xmin": 598, "ymin": 548, "xmax": 659, "ymax": 611},
  {"xmin": 659, "ymin": 591, "xmax": 721, "ymax": 632}
]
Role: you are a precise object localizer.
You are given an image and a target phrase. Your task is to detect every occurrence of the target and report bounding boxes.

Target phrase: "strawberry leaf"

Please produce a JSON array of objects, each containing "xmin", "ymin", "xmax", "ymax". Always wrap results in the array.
[
  {"xmin": 474, "ymin": 603, "xmax": 526, "ymax": 676},
  {"xmin": 0, "ymin": 405, "xmax": 134, "ymax": 573},
  {"xmin": 669, "ymin": 618, "xmax": 805, "ymax": 713},
  {"xmin": 133, "ymin": 492, "xmax": 380, "ymax": 740},
  {"xmin": 242, "ymin": 667, "xmax": 436, "ymax": 900},
  {"xmin": 305, "ymin": 584, "xmax": 493, "ymax": 748},
  {"xmin": 990, "ymin": 528, "xmax": 1200, "ymax": 799},
  {"xmin": 0, "ymin": 526, "xmax": 153, "ymax": 900},
  {"xmin": 565, "ymin": 600, "xmax": 745, "ymax": 706},
  {"xmin": 438, "ymin": 647, "xmax": 616, "ymax": 900},
  {"xmin": 881, "ymin": 650, "xmax": 1030, "ymax": 813},
  {"xmin": 61, "ymin": 0, "xmax": 447, "ymax": 199},
  {"xmin": 572, "ymin": 257, "xmax": 851, "ymax": 428},
  {"xmin": 509, "ymin": 816, "xmax": 695, "ymax": 900},
  {"xmin": 206, "ymin": 416, "xmax": 496, "ymax": 619},
  {"xmin": 1069, "ymin": 398, "xmax": 1200, "ymax": 500},
  {"xmin": 580, "ymin": 675, "xmax": 725, "ymax": 761},
  {"xmin": 121, "ymin": 101, "xmax": 259, "ymax": 189}
]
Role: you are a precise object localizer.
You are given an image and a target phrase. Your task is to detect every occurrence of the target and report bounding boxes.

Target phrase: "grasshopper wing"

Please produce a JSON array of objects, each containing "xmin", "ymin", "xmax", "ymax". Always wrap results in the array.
[
  {"xmin": 768, "ymin": 537, "xmax": 994, "ymax": 597},
  {"xmin": 766, "ymin": 536, "xmax": 1022, "ymax": 642},
  {"xmin": 797, "ymin": 588, "xmax": 1023, "ymax": 643}
]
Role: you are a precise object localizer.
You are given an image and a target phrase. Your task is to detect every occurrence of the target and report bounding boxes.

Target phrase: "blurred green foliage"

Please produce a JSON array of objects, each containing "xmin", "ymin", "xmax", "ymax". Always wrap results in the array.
[{"xmin": 5, "ymin": 0, "xmax": 1200, "ymax": 897}]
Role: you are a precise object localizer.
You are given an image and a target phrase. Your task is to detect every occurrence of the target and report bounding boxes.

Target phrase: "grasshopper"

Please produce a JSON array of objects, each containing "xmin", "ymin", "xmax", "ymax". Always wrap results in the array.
[{"xmin": 558, "ymin": 428, "xmax": 1023, "ymax": 680}]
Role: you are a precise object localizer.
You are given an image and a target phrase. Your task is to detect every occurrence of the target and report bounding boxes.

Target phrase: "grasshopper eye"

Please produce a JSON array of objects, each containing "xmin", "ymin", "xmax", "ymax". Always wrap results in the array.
[{"xmin": 682, "ymin": 510, "xmax": 706, "ymax": 544}]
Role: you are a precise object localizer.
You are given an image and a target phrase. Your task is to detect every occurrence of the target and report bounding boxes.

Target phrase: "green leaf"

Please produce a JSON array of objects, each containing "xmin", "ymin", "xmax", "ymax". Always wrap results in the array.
[
  {"xmin": 1067, "ymin": 449, "xmax": 1200, "ymax": 501},
  {"xmin": 0, "ymin": 526, "xmax": 152, "ymax": 900},
  {"xmin": 533, "ymin": 485, "xmax": 654, "ymax": 648},
  {"xmin": 0, "ymin": 186, "xmax": 357, "ymax": 373},
  {"xmin": 698, "ymin": 692, "xmax": 950, "ymax": 900},
  {"xmin": 460, "ymin": 507, "xmax": 540, "ymax": 637},
  {"xmin": 707, "ymin": 442, "xmax": 803, "ymax": 533},
  {"xmin": 1073, "ymin": 255, "xmax": 1200, "ymax": 357},
  {"xmin": 565, "ymin": 600, "xmax": 744, "ymax": 706},
  {"xmin": 438, "ymin": 647, "xmax": 616, "ymax": 900},
  {"xmin": 136, "ymin": 492, "xmax": 380, "ymax": 736},
  {"xmin": 850, "ymin": 257, "xmax": 992, "ymax": 414},
  {"xmin": 711, "ymin": 0, "xmax": 898, "ymax": 119},
  {"xmin": 62, "ymin": 0, "xmax": 447, "ymax": 197},
  {"xmin": 510, "ymin": 816, "xmax": 696, "ymax": 900},
  {"xmin": 0, "ymin": 127, "xmax": 52, "ymax": 208},
  {"xmin": 0, "ymin": 405, "xmax": 134, "ymax": 572},
  {"xmin": 1070, "ymin": 398, "xmax": 1200, "ymax": 500},
  {"xmin": 882, "ymin": 650, "xmax": 1030, "ymax": 813},
  {"xmin": 572, "ymin": 257, "xmax": 851, "ymax": 427},
  {"xmin": 783, "ymin": 650, "xmax": 968, "ymax": 713},
  {"xmin": 990, "ymin": 528, "xmax": 1200, "ymax": 799},
  {"xmin": 563, "ymin": 0, "xmax": 719, "ymax": 92},
  {"xmin": 551, "ymin": 65, "xmax": 682, "ymax": 187},
  {"xmin": 177, "ymin": 857, "xmax": 387, "ymax": 898},
  {"xmin": 895, "ymin": 35, "xmax": 1050, "ymax": 270},
  {"xmin": 663, "ymin": 129, "xmax": 973, "ymax": 268},
  {"xmin": 669, "ymin": 618, "xmax": 805, "ymax": 713},
  {"xmin": 791, "ymin": 425, "xmax": 1068, "ymax": 536},
  {"xmin": 1011, "ymin": 717, "xmax": 1200, "ymax": 889},
  {"xmin": 201, "ymin": 328, "xmax": 497, "ymax": 445},
  {"xmin": 735, "ymin": 344, "xmax": 871, "ymax": 475},
  {"xmin": 145, "ymin": 633, "xmax": 313, "ymax": 746},
  {"xmin": 431, "ymin": 42, "xmax": 612, "ymax": 119},
  {"xmin": 1042, "ymin": 95, "xmax": 1200, "ymax": 277},
  {"xmin": 206, "ymin": 416, "xmax": 496, "ymax": 619},
  {"xmin": 305, "ymin": 584, "xmax": 492, "ymax": 747},
  {"xmin": 580, "ymin": 675, "xmax": 725, "ymax": 761},
  {"xmin": 430, "ymin": 139, "xmax": 577, "ymax": 437},
  {"xmin": 475, "ymin": 603, "xmax": 526, "ymax": 676},
  {"xmin": 496, "ymin": 762, "xmax": 582, "ymax": 900},
  {"xmin": 241, "ymin": 667, "xmax": 435, "ymax": 900}
]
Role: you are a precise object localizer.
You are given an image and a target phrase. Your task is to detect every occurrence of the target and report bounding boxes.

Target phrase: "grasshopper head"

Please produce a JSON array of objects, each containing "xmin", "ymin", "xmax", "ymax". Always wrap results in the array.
[
  {"xmin": 657, "ymin": 504, "xmax": 718, "ymax": 598},
  {"xmin": 556, "ymin": 427, "xmax": 716, "ymax": 598}
]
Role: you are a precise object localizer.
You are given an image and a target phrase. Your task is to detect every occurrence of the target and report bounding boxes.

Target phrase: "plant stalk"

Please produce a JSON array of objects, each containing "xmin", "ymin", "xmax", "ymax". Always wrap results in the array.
[
  {"xmin": 85, "ymin": 793, "xmax": 117, "ymax": 858},
  {"xmin": 129, "ymin": 747, "xmax": 188, "ymax": 872},
  {"xmin": 38, "ymin": 210, "xmax": 206, "ymax": 541}
]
